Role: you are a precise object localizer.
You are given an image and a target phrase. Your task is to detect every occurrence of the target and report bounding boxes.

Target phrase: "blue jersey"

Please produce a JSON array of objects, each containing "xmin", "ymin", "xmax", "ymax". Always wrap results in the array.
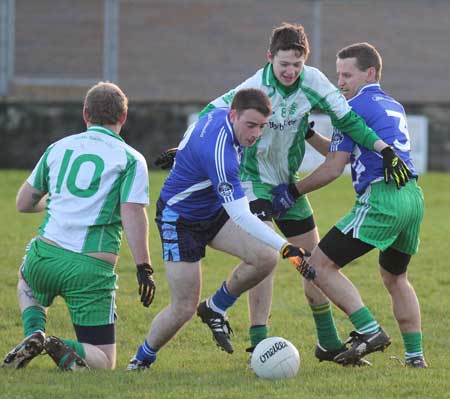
[
  {"xmin": 160, "ymin": 108, "xmax": 245, "ymax": 220},
  {"xmin": 329, "ymin": 84, "xmax": 417, "ymax": 194}
]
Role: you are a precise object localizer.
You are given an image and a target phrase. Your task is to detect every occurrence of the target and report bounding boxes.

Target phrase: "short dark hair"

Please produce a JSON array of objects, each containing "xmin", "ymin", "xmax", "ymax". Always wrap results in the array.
[
  {"xmin": 230, "ymin": 88, "xmax": 272, "ymax": 117},
  {"xmin": 337, "ymin": 42, "xmax": 383, "ymax": 81},
  {"xmin": 269, "ymin": 22, "xmax": 310, "ymax": 59},
  {"xmin": 84, "ymin": 81, "xmax": 128, "ymax": 125}
]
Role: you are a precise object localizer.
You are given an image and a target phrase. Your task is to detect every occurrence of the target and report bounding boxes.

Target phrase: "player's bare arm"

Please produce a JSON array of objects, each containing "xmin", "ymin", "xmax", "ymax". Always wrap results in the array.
[
  {"xmin": 121, "ymin": 202, "xmax": 151, "ymax": 265},
  {"xmin": 121, "ymin": 202, "xmax": 155, "ymax": 307},
  {"xmin": 306, "ymin": 130, "xmax": 331, "ymax": 157},
  {"xmin": 271, "ymin": 151, "xmax": 350, "ymax": 218},
  {"xmin": 295, "ymin": 151, "xmax": 349, "ymax": 195},
  {"xmin": 16, "ymin": 182, "xmax": 47, "ymax": 213}
]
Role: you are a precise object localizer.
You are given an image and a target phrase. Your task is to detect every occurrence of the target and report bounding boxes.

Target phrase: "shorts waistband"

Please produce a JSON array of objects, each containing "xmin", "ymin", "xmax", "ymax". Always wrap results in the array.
[
  {"xmin": 35, "ymin": 238, "xmax": 115, "ymax": 271},
  {"xmin": 370, "ymin": 177, "xmax": 418, "ymax": 190}
]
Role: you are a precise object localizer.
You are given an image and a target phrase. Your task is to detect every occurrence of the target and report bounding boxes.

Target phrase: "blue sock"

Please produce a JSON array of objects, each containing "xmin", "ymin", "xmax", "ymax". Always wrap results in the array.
[
  {"xmin": 208, "ymin": 281, "xmax": 238, "ymax": 315},
  {"xmin": 136, "ymin": 340, "xmax": 158, "ymax": 364}
]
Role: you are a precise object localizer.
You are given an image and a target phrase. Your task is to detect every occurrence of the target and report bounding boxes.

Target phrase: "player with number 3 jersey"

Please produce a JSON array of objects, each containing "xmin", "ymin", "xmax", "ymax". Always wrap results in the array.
[{"xmin": 271, "ymin": 42, "xmax": 426, "ymax": 368}]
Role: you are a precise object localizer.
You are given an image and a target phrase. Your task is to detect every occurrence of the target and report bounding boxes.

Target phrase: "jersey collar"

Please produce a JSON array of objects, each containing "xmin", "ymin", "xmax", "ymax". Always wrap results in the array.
[
  {"xmin": 350, "ymin": 83, "xmax": 381, "ymax": 100},
  {"xmin": 262, "ymin": 62, "xmax": 304, "ymax": 98},
  {"xmin": 87, "ymin": 126, "xmax": 125, "ymax": 142}
]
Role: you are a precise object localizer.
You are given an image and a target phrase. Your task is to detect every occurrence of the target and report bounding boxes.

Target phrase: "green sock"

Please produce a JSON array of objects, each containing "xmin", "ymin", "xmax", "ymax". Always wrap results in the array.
[
  {"xmin": 249, "ymin": 325, "xmax": 268, "ymax": 348},
  {"xmin": 310, "ymin": 302, "xmax": 343, "ymax": 351},
  {"xmin": 349, "ymin": 306, "xmax": 380, "ymax": 334},
  {"xmin": 402, "ymin": 332, "xmax": 423, "ymax": 359},
  {"xmin": 22, "ymin": 306, "xmax": 46, "ymax": 337},
  {"xmin": 61, "ymin": 339, "xmax": 86, "ymax": 359}
]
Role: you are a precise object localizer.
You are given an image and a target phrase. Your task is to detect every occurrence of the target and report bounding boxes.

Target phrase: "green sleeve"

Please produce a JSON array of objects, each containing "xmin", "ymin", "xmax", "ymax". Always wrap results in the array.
[
  {"xmin": 198, "ymin": 103, "xmax": 217, "ymax": 119},
  {"xmin": 198, "ymin": 88, "xmax": 238, "ymax": 118},
  {"xmin": 333, "ymin": 110, "xmax": 381, "ymax": 150},
  {"xmin": 31, "ymin": 145, "xmax": 54, "ymax": 192}
]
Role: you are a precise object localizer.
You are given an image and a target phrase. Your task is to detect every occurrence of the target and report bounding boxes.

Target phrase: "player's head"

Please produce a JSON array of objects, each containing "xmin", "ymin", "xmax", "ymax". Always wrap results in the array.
[
  {"xmin": 269, "ymin": 22, "xmax": 310, "ymax": 59},
  {"xmin": 267, "ymin": 22, "xmax": 309, "ymax": 87},
  {"xmin": 229, "ymin": 88, "xmax": 272, "ymax": 147},
  {"xmin": 336, "ymin": 42, "xmax": 383, "ymax": 100},
  {"xmin": 83, "ymin": 81, "xmax": 128, "ymax": 127}
]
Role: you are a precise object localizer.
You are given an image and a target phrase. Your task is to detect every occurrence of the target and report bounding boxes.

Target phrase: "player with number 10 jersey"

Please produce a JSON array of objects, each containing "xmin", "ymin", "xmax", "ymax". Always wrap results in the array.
[{"xmin": 28, "ymin": 125, "xmax": 149, "ymax": 254}]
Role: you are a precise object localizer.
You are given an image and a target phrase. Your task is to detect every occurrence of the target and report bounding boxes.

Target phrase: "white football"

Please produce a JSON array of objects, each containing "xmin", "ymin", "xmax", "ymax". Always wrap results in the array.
[{"xmin": 250, "ymin": 337, "xmax": 300, "ymax": 380}]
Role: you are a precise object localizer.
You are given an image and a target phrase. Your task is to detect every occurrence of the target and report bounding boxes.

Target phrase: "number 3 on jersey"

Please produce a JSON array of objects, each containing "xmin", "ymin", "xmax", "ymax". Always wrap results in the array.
[
  {"xmin": 386, "ymin": 109, "xmax": 411, "ymax": 152},
  {"xmin": 56, "ymin": 149, "xmax": 105, "ymax": 198}
]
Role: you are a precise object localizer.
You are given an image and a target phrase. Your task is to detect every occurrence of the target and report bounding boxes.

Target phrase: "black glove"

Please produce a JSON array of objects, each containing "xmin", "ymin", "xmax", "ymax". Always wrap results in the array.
[
  {"xmin": 154, "ymin": 148, "xmax": 178, "ymax": 170},
  {"xmin": 305, "ymin": 121, "xmax": 316, "ymax": 140},
  {"xmin": 136, "ymin": 263, "xmax": 156, "ymax": 307},
  {"xmin": 271, "ymin": 183, "xmax": 300, "ymax": 218},
  {"xmin": 381, "ymin": 146, "xmax": 413, "ymax": 189},
  {"xmin": 280, "ymin": 244, "xmax": 315, "ymax": 280}
]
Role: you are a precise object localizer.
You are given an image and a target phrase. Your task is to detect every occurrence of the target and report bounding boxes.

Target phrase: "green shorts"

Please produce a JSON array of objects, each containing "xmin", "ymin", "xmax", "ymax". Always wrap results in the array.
[
  {"xmin": 336, "ymin": 179, "xmax": 424, "ymax": 255},
  {"xmin": 21, "ymin": 238, "xmax": 118, "ymax": 326},
  {"xmin": 242, "ymin": 180, "xmax": 313, "ymax": 221}
]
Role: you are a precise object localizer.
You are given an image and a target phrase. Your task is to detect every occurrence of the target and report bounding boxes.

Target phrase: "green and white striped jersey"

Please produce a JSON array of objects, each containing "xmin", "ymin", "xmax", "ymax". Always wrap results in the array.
[
  {"xmin": 27, "ymin": 126, "xmax": 149, "ymax": 254},
  {"xmin": 200, "ymin": 63, "xmax": 380, "ymax": 186}
]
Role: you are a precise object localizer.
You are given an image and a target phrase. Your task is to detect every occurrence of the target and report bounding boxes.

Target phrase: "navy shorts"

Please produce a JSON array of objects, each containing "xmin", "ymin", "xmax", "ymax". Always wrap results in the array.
[{"xmin": 155, "ymin": 198, "xmax": 230, "ymax": 262}]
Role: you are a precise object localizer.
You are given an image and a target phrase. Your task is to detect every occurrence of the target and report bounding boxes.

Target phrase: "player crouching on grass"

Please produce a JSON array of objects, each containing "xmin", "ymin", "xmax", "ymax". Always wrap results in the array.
[
  {"xmin": 127, "ymin": 88, "xmax": 314, "ymax": 370},
  {"xmin": 2, "ymin": 82, "xmax": 155, "ymax": 371}
]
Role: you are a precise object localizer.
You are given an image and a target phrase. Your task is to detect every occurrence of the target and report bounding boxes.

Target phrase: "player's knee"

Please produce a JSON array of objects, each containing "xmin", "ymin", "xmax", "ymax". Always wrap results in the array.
[
  {"xmin": 384, "ymin": 276, "xmax": 410, "ymax": 295},
  {"xmin": 380, "ymin": 268, "xmax": 407, "ymax": 292},
  {"xmin": 97, "ymin": 347, "xmax": 116, "ymax": 370},
  {"xmin": 244, "ymin": 246, "xmax": 278, "ymax": 273},
  {"xmin": 308, "ymin": 253, "xmax": 339, "ymax": 284},
  {"xmin": 83, "ymin": 343, "xmax": 116, "ymax": 369},
  {"xmin": 100, "ymin": 354, "xmax": 116, "ymax": 370},
  {"xmin": 174, "ymin": 301, "xmax": 198, "ymax": 323},
  {"xmin": 254, "ymin": 247, "xmax": 279, "ymax": 273},
  {"xmin": 106, "ymin": 356, "xmax": 116, "ymax": 369}
]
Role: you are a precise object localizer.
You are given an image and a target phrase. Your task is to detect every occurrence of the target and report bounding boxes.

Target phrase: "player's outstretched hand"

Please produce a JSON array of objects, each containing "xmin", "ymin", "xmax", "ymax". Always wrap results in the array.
[
  {"xmin": 154, "ymin": 147, "xmax": 178, "ymax": 170},
  {"xmin": 381, "ymin": 146, "xmax": 413, "ymax": 189},
  {"xmin": 136, "ymin": 263, "xmax": 156, "ymax": 307},
  {"xmin": 271, "ymin": 183, "xmax": 300, "ymax": 218},
  {"xmin": 280, "ymin": 244, "xmax": 315, "ymax": 280}
]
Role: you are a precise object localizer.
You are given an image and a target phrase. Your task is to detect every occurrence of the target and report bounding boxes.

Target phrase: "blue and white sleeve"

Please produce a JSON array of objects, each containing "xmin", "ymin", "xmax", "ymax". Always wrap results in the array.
[
  {"xmin": 206, "ymin": 130, "xmax": 245, "ymax": 205},
  {"xmin": 329, "ymin": 127, "xmax": 355, "ymax": 154}
]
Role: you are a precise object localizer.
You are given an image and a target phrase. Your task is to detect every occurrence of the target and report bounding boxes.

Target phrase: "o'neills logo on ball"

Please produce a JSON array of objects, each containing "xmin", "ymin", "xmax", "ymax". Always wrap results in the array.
[{"xmin": 259, "ymin": 341, "xmax": 288, "ymax": 363}]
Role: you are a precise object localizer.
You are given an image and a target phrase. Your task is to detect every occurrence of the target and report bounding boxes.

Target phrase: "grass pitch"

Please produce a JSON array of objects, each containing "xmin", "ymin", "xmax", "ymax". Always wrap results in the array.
[{"xmin": 0, "ymin": 170, "xmax": 449, "ymax": 399}]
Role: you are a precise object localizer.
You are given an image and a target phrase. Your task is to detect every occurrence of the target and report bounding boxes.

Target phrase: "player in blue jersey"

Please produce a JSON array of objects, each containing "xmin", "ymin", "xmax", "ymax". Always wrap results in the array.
[
  {"xmin": 127, "ymin": 88, "xmax": 314, "ymax": 370},
  {"xmin": 153, "ymin": 24, "xmax": 411, "ymax": 365},
  {"xmin": 272, "ymin": 42, "xmax": 426, "ymax": 368}
]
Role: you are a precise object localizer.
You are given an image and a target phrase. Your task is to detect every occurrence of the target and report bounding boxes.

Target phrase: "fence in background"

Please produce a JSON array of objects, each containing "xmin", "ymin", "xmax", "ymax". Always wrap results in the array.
[{"xmin": 0, "ymin": 0, "xmax": 119, "ymax": 96}]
